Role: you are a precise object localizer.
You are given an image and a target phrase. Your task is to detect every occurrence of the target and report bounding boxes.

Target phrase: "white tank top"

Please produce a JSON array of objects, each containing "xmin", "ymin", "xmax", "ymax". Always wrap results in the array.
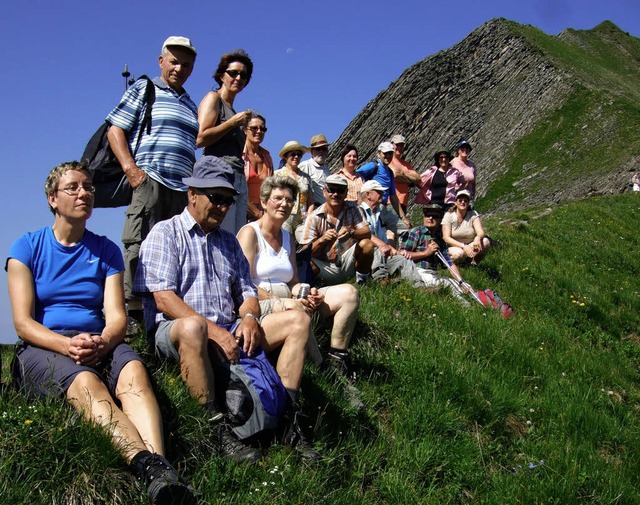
[{"xmin": 245, "ymin": 221, "xmax": 294, "ymax": 294}]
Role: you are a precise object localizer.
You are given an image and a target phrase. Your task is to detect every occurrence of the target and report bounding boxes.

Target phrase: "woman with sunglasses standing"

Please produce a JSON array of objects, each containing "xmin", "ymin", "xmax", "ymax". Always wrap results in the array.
[
  {"xmin": 243, "ymin": 114, "xmax": 274, "ymax": 221},
  {"xmin": 197, "ymin": 49, "xmax": 254, "ymax": 234},
  {"xmin": 274, "ymin": 141, "xmax": 316, "ymax": 243},
  {"xmin": 415, "ymin": 148, "xmax": 464, "ymax": 211}
]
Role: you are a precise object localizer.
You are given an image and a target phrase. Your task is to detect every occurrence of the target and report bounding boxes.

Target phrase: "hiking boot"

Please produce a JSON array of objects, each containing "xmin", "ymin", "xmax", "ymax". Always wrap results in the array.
[
  {"xmin": 126, "ymin": 309, "xmax": 144, "ymax": 336},
  {"xmin": 324, "ymin": 351, "xmax": 350, "ymax": 378},
  {"xmin": 323, "ymin": 353, "xmax": 364, "ymax": 410},
  {"xmin": 279, "ymin": 408, "xmax": 322, "ymax": 462},
  {"xmin": 131, "ymin": 452, "xmax": 197, "ymax": 505},
  {"xmin": 216, "ymin": 419, "xmax": 262, "ymax": 464}
]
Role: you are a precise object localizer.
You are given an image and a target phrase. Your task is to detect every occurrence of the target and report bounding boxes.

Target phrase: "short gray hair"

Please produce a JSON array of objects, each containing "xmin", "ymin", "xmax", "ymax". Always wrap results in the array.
[{"xmin": 260, "ymin": 175, "xmax": 299, "ymax": 203}]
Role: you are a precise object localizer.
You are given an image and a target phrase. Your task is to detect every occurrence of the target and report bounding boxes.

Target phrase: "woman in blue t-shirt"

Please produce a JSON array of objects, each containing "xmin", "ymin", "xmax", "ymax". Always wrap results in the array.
[{"xmin": 6, "ymin": 161, "xmax": 195, "ymax": 504}]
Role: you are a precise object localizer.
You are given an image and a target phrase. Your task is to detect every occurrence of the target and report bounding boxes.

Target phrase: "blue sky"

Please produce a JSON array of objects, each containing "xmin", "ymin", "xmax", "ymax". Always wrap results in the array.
[{"xmin": 1, "ymin": 0, "xmax": 638, "ymax": 344}]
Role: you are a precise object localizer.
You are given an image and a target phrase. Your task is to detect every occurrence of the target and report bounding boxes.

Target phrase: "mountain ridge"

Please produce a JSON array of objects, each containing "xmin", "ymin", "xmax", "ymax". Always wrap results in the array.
[{"xmin": 330, "ymin": 18, "xmax": 640, "ymax": 215}]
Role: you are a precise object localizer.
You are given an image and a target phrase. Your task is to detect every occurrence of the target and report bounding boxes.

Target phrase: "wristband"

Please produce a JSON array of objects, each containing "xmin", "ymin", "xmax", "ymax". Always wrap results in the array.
[{"xmin": 243, "ymin": 313, "xmax": 259, "ymax": 320}]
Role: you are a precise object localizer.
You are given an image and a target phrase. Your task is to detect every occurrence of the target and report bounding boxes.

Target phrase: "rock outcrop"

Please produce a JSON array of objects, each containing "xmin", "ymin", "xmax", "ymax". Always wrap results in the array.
[{"xmin": 330, "ymin": 18, "xmax": 640, "ymax": 215}]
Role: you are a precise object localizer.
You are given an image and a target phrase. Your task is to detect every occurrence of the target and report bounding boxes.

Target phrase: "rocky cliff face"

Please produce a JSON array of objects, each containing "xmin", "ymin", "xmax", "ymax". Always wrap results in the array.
[{"xmin": 330, "ymin": 18, "xmax": 640, "ymax": 215}]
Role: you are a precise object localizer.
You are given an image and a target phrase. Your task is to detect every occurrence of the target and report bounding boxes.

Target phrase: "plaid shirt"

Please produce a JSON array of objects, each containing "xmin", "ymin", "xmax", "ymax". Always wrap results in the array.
[
  {"xmin": 301, "ymin": 201, "xmax": 369, "ymax": 262},
  {"xmin": 400, "ymin": 226, "xmax": 450, "ymax": 272},
  {"xmin": 135, "ymin": 208, "xmax": 257, "ymax": 333}
]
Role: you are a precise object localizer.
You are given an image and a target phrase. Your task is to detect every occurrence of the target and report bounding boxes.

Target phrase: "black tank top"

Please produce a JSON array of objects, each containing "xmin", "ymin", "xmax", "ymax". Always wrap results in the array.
[
  {"xmin": 203, "ymin": 97, "xmax": 246, "ymax": 171},
  {"xmin": 430, "ymin": 169, "xmax": 447, "ymax": 207}
]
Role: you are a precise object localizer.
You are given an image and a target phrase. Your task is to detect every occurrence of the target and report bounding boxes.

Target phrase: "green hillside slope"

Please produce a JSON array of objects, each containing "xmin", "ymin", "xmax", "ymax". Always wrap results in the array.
[{"xmin": 2, "ymin": 193, "xmax": 639, "ymax": 504}]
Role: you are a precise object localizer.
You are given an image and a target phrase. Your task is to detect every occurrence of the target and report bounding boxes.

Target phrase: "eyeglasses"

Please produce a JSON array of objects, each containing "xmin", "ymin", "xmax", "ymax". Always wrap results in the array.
[
  {"xmin": 438, "ymin": 155, "xmax": 450, "ymax": 160},
  {"xmin": 199, "ymin": 190, "xmax": 236, "ymax": 207},
  {"xmin": 57, "ymin": 183, "xmax": 95, "ymax": 196},
  {"xmin": 456, "ymin": 197, "xmax": 470, "ymax": 202},
  {"xmin": 270, "ymin": 196, "xmax": 295, "ymax": 206},
  {"xmin": 311, "ymin": 146, "xmax": 329, "ymax": 152},
  {"xmin": 247, "ymin": 125, "xmax": 267, "ymax": 133},
  {"xmin": 287, "ymin": 151, "xmax": 303, "ymax": 158},
  {"xmin": 325, "ymin": 186, "xmax": 347, "ymax": 195},
  {"xmin": 225, "ymin": 69, "xmax": 248, "ymax": 80},
  {"xmin": 423, "ymin": 213, "xmax": 441, "ymax": 219}
]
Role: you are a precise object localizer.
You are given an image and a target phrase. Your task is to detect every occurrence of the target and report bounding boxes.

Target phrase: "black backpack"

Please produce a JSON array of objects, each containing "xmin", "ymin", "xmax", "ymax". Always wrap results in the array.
[{"xmin": 81, "ymin": 76, "xmax": 155, "ymax": 208}]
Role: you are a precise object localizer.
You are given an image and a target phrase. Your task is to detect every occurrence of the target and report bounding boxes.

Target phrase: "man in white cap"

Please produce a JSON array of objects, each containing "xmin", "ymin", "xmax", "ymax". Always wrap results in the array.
[
  {"xmin": 107, "ymin": 36, "xmax": 199, "ymax": 323},
  {"xmin": 299, "ymin": 133, "xmax": 331, "ymax": 205},
  {"xmin": 359, "ymin": 180, "xmax": 425, "ymax": 287},
  {"xmin": 300, "ymin": 175, "xmax": 374, "ymax": 286},
  {"xmin": 356, "ymin": 141, "xmax": 412, "ymax": 237}
]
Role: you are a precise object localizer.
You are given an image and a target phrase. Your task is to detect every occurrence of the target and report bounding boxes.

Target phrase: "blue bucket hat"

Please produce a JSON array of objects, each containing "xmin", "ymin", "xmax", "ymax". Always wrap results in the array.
[{"xmin": 182, "ymin": 156, "xmax": 238, "ymax": 194}]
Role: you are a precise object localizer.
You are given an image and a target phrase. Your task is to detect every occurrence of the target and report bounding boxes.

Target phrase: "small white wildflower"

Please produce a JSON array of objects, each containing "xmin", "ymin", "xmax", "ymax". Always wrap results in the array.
[
  {"xmin": 526, "ymin": 420, "xmax": 532, "ymax": 426},
  {"xmin": 608, "ymin": 390, "xmax": 614, "ymax": 396},
  {"xmin": 529, "ymin": 408, "xmax": 535, "ymax": 413}
]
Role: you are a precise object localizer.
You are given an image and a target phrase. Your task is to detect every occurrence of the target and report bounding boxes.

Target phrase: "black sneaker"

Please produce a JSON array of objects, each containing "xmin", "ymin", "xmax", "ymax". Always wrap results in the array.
[
  {"xmin": 131, "ymin": 452, "xmax": 197, "ymax": 505},
  {"xmin": 280, "ymin": 410, "xmax": 322, "ymax": 462},
  {"xmin": 216, "ymin": 420, "xmax": 262, "ymax": 464}
]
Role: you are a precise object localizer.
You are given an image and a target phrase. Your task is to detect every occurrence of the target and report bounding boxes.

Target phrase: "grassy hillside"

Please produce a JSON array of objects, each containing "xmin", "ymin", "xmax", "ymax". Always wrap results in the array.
[
  {"xmin": 2, "ymin": 193, "xmax": 639, "ymax": 504},
  {"xmin": 479, "ymin": 21, "xmax": 640, "ymax": 212}
]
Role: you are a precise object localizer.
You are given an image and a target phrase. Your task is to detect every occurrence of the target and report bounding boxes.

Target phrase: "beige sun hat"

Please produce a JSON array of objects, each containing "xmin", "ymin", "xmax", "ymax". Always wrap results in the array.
[{"xmin": 279, "ymin": 140, "xmax": 308, "ymax": 159}]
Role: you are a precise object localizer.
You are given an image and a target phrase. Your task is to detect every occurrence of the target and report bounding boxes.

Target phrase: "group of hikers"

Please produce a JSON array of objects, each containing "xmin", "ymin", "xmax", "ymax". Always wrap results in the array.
[{"xmin": 5, "ymin": 36, "xmax": 493, "ymax": 504}]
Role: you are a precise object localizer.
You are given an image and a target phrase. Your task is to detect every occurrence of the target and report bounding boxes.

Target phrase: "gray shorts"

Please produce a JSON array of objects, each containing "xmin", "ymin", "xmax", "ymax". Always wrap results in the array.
[
  {"xmin": 13, "ymin": 335, "xmax": 143, "ymax": 398},
  {"xmin": 312, "ymin": 243, "xmax": 357, "ymax": 286},
  {"xmin": 154, "ymin": 319, "xmax": 241, "ymax": 362}
]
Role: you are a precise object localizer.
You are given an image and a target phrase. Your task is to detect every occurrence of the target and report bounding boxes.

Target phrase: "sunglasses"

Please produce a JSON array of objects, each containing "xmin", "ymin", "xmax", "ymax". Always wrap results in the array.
[
  {"xmin": 325, "ymin": 185, "xmax": 347, "ymax": 195},
  {"xmin": 287, "ymin": 151, "xmax": 303, "ymax": 158},
  {"xmin": 247, "ymin": 125, "xmax": 267, "ymax": 133},
  {"xmin": 199, "ymin": 190, "xmax": 235, "ymax": 207},
  {"xmin": 456, "ymin": 197, "xmax": 470, "ymax": 202},
  {"xmin": 423, "ymin": 213, "xmax": 442, "ymax": 219},
  {"xmin": 225, "ymin": 69, "xmax": 248, "ymax": 80},
  {"xmin": 311, "ymin": 146, "xmax": 329, "ymax": 152}
]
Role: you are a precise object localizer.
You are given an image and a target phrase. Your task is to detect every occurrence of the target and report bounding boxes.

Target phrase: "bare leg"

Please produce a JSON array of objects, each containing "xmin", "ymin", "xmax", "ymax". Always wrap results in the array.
[
  {"xmin": 318, "ymin": 284, "xmax": 359, "ymax": 350},
  {"xmin": 170, "ymin": 315, "xmax": 215, "ymax": 404},
  {"xmin": 67, "ymin": 371, "xmax": 148, "ymax": 463},
  {"xmin": 448, "ymin": 246, "xmax": 465, "ymax": 263},
  {"xmin": 116, "ymin": 360, "xmax": 165, "ymax": 456},
  {"xmin": 260, "ymin": 311, "xmax": 310, "ymax": 389},
  {"xmin": 354, "ymin": 239, "xmax": 375, "ymax": 275}
]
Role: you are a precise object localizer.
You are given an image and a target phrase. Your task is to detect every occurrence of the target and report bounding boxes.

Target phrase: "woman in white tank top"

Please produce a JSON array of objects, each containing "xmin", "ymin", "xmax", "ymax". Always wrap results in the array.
[{"xmin": 237, "ymin": 175, "xmax": 360, "ymax": 368}]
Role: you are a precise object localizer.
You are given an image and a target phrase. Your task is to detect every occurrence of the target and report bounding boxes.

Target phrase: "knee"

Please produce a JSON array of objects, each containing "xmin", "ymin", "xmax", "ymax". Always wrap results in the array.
[
  {"xmin": 287, "ymin": 312, "xmax": 311, "ymax": 346},
  {"xmin": 357, "ymin": 238, "xmax": 375, "ymax": 257},
  {"xmin": 449, "ymin": 247, "xmax": 464, "ymax": 261},
  {"xmin": 67, "ymin": 371, "xmax": 106, "ymax": 399},
  {"xmin": 175, "ymin": 315, "xmax": 209, "ymax": 355},
  {"xmin": 116, "ymin": 360, "xmax": 152, "ymax": 397},
  {"xmin": 341, "ymin": 284, "xmax": 360, "ymax": 308}
]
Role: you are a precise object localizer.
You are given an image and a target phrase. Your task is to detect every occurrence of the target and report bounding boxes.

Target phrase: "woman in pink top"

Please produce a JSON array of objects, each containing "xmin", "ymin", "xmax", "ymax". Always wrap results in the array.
[
  {"xmin": 243, "ymin": 114, "xmax": 274, "ymax": 221},
  {"xmin": 415, "ymin": 149, "xmax": 464, "ymax": 210},
  {"xmin": 450, "ymin": 139, "xmax": 476, "ymax": 198}
]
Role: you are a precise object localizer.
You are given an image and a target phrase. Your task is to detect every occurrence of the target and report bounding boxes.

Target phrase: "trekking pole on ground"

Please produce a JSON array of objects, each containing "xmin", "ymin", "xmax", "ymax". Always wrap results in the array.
[{"xmin": 435, "ymin": 250, "xmax": 484, "ymax": 306}]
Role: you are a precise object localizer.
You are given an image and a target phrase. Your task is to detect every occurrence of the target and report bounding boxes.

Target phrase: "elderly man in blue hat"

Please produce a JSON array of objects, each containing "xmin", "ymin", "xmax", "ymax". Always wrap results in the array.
[{"xmin": 135, "ymin": 156, "xmax": 320, "ymax": 463}]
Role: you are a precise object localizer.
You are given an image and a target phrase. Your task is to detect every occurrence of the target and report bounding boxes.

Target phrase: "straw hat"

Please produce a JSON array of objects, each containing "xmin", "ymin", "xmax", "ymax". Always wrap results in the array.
[{"xmin": 279, "ymin": 140, "xmax": 308, "ymax": 159}]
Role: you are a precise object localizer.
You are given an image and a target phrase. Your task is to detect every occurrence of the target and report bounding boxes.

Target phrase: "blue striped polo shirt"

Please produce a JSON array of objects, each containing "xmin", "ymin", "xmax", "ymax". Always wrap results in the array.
[{"xmin": 106, "ymin": 77, "xmax": 199, "ymax": 191}]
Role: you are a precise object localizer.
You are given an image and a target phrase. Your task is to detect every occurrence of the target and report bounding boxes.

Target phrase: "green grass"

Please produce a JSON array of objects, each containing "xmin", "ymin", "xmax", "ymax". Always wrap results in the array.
[{"xmin": 2, "ymin": 193, "xmax": 640, "ymax": 504}]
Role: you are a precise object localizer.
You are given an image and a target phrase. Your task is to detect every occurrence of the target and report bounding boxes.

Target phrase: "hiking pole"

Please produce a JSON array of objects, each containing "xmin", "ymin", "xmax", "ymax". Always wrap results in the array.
[
  {"xmin": 435, "ymin": 250, "xmax": 484, "ymax": 306},
  {"xmin": 122, "ymin": 64, "xmax": 131, "ymax": 92}
]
